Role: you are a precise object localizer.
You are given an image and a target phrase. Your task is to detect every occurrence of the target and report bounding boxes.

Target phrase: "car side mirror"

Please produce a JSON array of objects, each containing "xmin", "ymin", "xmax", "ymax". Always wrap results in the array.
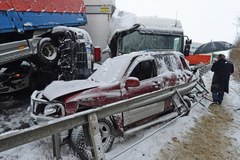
[{"xmin": 125, "ymin": 77, "xmax": 140, "ymax": 88}]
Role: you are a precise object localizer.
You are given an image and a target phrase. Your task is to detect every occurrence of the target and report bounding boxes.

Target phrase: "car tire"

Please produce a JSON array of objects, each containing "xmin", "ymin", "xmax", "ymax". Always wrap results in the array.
[
  {"xmin": 70, "ymin": 126, "xmax": 92, "ymax": 160},
  {"xmin": 98, "ymin": 118, "xmax": 116, "ymax": 152},
  {"xmin": 70, "ymin": 118, "xmax": 115, "ymax": 158},
  {"xmin": 37, "ymin": 38, "xmax": 59, "ymax": 66}
]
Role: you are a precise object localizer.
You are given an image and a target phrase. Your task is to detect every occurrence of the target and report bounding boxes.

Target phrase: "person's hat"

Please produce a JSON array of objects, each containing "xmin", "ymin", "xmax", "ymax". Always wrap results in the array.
[{"xmin": 218, "ymin": 54, "xmax": 225, "ymax": 59}]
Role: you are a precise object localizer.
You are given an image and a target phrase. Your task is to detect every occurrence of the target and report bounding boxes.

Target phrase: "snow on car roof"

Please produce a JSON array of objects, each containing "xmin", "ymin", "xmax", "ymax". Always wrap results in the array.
[
  {"xmin": 89, "ymin": 52, "xmax": 140, "ymax": 83},
  {"xmin": 90, "ymin": 50, "xmax": 184, "ymax": 83}
]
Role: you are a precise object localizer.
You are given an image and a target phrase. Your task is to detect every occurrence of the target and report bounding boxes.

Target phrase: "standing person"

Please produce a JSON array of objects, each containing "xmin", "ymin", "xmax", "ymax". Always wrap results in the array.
[{"xmin": 211, "ymin": 54, "xmax": 234, "ymax": 105}]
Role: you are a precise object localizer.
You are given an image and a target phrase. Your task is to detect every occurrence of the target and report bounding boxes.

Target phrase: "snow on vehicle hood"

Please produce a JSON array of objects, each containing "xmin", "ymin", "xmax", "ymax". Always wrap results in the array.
[
  {"xmin": 42, "ymin": 80, "xmax": 99, "ymax": 101},
  {"xmin": 109, "ymin": 9, "xmax": 139, "ymax": 43}
]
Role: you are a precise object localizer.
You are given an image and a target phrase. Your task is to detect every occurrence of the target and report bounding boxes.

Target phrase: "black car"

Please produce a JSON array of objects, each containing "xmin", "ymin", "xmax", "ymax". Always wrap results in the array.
[{"xmin": 0, "ymin": 61, "xmax": 56, "ymax": 95}]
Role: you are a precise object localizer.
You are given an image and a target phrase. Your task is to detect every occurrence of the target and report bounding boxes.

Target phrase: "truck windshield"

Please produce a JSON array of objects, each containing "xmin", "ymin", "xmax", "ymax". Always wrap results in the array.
[{"xmin": 118, "ymin": 31, "xmax": 182, "ymax": 54}]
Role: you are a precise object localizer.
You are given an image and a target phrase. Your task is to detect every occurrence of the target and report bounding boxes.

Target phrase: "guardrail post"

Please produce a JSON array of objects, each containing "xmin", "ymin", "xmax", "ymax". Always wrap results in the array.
[
  {"xmin": 88, "ymin": 113, "xmax": 106, "ymax": 160},
  {"xmin": 52, "ymin": 133, "xmax": 61, "ymax": 160},
  {"xmin": 171, "ymin": 90, "xmax": 189, "ymax": 114}
]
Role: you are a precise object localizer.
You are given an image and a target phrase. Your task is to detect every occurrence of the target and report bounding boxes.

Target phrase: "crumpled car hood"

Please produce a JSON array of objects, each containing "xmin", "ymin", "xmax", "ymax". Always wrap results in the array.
[{"xmin": 42, "ymin": 80, "xmax": 99, "ymax": 101}]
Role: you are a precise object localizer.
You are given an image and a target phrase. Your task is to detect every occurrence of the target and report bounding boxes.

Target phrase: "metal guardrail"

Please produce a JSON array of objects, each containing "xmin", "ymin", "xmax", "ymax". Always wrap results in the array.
[{"xmin": 0, "ymin": 78, "xmax": 198, "ymax": 159}]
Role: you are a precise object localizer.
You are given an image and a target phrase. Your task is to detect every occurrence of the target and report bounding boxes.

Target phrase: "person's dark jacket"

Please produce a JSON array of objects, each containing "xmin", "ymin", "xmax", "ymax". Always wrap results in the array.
[{"xmin": 211, "ymin": 59, "xmax": 234, "ymax": 93}]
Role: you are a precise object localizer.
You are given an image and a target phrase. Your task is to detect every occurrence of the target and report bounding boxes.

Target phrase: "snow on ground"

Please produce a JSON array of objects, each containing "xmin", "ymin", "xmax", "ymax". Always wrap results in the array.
[{"xmin": 0, "ymin": 71, "xmax": 240, "ymax": 160}]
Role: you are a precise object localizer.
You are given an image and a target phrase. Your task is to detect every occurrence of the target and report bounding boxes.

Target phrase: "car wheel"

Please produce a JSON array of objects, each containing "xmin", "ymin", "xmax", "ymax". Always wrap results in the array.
[
  {"xmin": 70, "ymin": 126, "xmax": 92, "ymax": 160},
  {"xmin": 99, "ymin": 118, "xmax": 116, "ymax": 152},
  {"xmin": 70, "ymin": 118, "xmax": 115, "ymax": 158},
  {"xmin": 37, "ymin": 38, "xmax": 59, "ymax": 66}
]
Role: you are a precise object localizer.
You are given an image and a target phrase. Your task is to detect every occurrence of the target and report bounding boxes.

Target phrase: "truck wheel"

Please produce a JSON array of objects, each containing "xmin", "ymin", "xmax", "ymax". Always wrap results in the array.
[
  {"xmin": 70, "ymin": 118, "xmax": 115, "ymax": 157},
  {"xmin": 37, "ymin": 38, "xmax": 59, "ymax": 66}
]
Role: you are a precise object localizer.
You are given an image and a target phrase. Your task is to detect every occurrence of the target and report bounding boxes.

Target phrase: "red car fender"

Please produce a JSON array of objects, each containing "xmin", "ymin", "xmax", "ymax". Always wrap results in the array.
[{"xmin": 64, "ymin": 83, "xmax": 122, "ymax": 112}]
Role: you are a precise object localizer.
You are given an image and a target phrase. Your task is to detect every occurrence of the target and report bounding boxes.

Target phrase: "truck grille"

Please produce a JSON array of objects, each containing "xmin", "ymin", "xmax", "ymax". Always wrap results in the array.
[{"xmin": 74, "ymin": 42, "xmax": 88, "ymax": 79}]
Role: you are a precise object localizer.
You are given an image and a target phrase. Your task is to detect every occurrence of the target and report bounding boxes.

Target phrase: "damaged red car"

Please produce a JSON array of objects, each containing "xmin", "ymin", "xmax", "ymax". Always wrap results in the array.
[{"xmin": 28, "ymin": 50, "xmax": 197, "ymax": 158}]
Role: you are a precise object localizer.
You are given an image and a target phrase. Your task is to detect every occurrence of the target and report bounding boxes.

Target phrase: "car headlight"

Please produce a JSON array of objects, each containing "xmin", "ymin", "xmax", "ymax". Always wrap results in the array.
[
  {"xmin": 44, "ymin": 104, "xmax": 58, "ymax": 116},
  {"xmin": 43, "ymin": 103, "xmax": 65, "ymax": 117}
]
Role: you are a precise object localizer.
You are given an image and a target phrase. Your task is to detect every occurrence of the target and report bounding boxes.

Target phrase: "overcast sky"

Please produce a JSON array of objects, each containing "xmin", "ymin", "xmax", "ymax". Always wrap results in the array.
[{"xmin": 115, "ymin": 0, "xmax": 240, "ymax": 44}]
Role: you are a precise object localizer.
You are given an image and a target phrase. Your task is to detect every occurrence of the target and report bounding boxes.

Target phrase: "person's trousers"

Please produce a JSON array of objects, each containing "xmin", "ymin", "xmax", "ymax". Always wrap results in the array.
[{"xmin": 212, "ymin": 91, "xmax": 224, "ymax": 105}]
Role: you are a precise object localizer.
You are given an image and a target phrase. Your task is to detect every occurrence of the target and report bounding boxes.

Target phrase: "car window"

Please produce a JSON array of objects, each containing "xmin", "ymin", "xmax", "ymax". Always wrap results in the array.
[
  {"xmin": 169, "ymin": 55, "xmax": 182, "ymax": 70},
  {"xmin": 129, "ymin": 60, "xmax": 156, "ymax": 81},
  {"xmin": 155, "ymin": 54, "xmax": 183, "ymax": 71},
  {"xmin": 89, "ymin": 56, "xmax": 132, "ymax": 83},
  {"xmin": 163, "ymin": 55, "xmax": 172, "ymax": 71},
  {"xmin": 153, "ymin": 54, "xmax": 169, "ymax": 75},
  {"xmin": 179, "ymin": 56, "xmax": 189, "ymax": 70}
]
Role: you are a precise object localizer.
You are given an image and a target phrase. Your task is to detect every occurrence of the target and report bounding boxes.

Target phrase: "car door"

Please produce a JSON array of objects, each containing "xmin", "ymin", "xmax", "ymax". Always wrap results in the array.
[
  {"xmin": 121, "ymin": 57, "xmax": 166, "ymax": 127},
  {"xmin": 122, "ymin": 58, "xmax": 158, "ymax": 99}
]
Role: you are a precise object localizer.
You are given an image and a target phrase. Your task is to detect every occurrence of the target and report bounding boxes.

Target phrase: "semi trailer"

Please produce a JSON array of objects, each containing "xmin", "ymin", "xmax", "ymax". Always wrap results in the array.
[{"xmin": 0, "ymin": 0, "xmax": 94, "ymax": 93}]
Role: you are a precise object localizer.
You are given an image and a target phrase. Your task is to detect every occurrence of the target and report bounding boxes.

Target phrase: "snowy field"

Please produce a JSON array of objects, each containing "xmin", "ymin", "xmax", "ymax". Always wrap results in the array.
[{"xmin": 0, "ymin": 71, "xmax": 240, "ymax": 160}]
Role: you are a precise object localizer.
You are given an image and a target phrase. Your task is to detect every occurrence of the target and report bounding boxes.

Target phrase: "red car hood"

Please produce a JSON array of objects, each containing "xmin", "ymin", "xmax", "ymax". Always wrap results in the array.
[{"xmin": 42, "ymin": 80, "xmax": 99, "ymax": 101}]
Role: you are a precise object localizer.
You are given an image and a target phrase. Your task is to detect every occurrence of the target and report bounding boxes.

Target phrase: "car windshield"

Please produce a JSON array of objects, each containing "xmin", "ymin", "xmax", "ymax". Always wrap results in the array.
[
  {"xmin": 89, "ymin": 55, "xmax": 132, "ymax": 83},
  {"xmin": 118, "ymin": 30, "xmax": 182, "ymax": 54}
]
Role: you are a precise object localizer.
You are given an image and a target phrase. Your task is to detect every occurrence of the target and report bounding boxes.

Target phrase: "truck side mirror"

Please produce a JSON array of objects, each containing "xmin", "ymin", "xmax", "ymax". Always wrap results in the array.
[
  {"xmin": 94, "ymin": 47, "xmax": 101, "ymax": 62},
  {"xmin": 184, "ymin": 38, "xmax": 192, "ymax": 56},
  {"xmin": 184, "ymin": 44, "xmax": 190, "ymax": 56},
  {"xmin": 185, "ymin": 39, "xmax": 192, "ymax": 45}
]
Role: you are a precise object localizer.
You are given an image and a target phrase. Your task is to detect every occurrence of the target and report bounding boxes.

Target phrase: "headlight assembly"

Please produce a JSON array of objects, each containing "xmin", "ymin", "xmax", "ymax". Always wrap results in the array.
[
  {"xmin": 44, "ymin": 103, "xmax": 65, "ymax": 117},
  {"xmin": 44, "ymin": 104, "xmax": 58, "ymax": 116}
]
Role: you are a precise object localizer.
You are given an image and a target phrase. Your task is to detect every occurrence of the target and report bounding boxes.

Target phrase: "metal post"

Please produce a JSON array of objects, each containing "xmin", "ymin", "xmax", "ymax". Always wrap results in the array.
[
  {"xmin": 171, "ymin": 90, "xmax": 189, "ymax": 114},
  {"xmin": 88, "ymin": 113, "xmax": 106, "ymax": 160},
  {"xmin": 52, "ymin": 133, "xmax": 62, "ymax": 160}
]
